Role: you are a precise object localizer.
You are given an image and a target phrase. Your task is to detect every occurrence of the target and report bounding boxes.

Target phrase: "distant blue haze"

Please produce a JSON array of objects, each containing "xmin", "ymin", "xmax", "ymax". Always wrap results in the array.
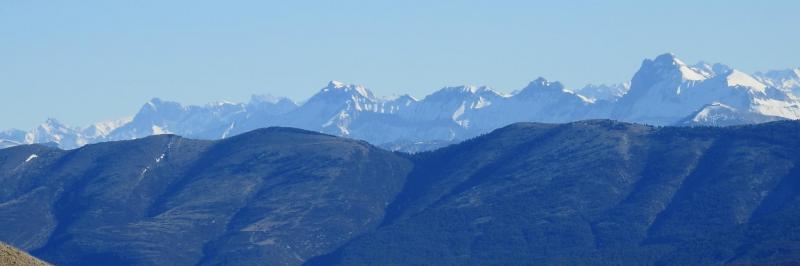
[{"xmin": 1, "ymin": 0, "xmax": 798, "ymax": 129}]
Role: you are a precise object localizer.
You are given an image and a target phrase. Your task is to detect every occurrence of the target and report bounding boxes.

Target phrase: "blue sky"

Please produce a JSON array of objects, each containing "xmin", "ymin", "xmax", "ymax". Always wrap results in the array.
[{"xmin": 2, "ymin": 0, "xmax": 798, "ymax": 129}]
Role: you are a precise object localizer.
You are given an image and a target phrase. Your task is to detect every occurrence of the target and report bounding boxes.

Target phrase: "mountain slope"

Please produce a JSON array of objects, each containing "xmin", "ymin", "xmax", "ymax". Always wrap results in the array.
[
  {"xmin": 3, "ymin": 121, "xmax": 800, "ymax": 265},
  {"xmin": 0, "ymin": 128, "xmax": 412, "ymax": 265},
  {"xmin": 0, "ymin": 242, "xmax": 50, "ymax": 266},
  {"xmin": 308, "ymin": 120, "xmax": 800, "ymax": 265}
]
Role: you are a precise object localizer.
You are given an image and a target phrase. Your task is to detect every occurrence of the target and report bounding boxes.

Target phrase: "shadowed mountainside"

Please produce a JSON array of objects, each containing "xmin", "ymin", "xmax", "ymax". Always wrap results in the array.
[
  {"xmin": 308, "ymin": 120, "xmax": 800, "ymax": 265},
  {"xmin": 1, "ymin": 120, "xmax": 800, "ymax": 265},
  {"xmin": 0, "ymin": 127, "xmax": 412, "ymax": 265}
]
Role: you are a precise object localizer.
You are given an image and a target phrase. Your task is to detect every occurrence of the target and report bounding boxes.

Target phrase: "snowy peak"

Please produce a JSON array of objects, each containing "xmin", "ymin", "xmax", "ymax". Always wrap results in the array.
[
  {"xmin": 576, "ymin": 83, "xmax": 630, "ymax": 102},
  {"xmin": 81, "ymin": 117, "xmax": 133, "ymax": 139},
  {"xmin": 309, "ymin": 81, "xmax": 381, "ymax": 111},
  {"xmin": 438, "ymin": 85, "xmax": 481, "ymax": 94},
  {"xmin": 35, "ymin": 118, "xmax": 75, "ymax": 136},
  {"xmin": 679, "ymin": 102, "xmax": 783, "ymax": 126},
  {"xmin": 384, "ymin": 94, "xmax": 418, "ymax": 109},
  {"xmin": 523, "ymin": 77, "xmax": 565, "ymax": 91},
  {"xmin": 249, "ymin": 94, "xmax": 296, "ymax": 106},
  {"xmin": 28, "ymin": 118, "xmax": 85, "ymax": 148},
  {"xmin": 328, "ymin": 80, "xmax": 347, "ymax": 88},
  {"xmin": 514, "ymin": 77, "xmax": 574, "ymax": 99},
  {"xmin": 0, "ymin": 129, "xmax": 27, "ymax": 143},
  {"xmin": 141, "ymin": 98, "xmax": 184, "ymax": 114},
  {"xmin": 125, "ymin": 99, "xmax": 183, "ymax": 130},
  {"xmin": 687, "ymin": 102, "xmax": 739, "ymax": 124},
  {"xmin": 246, "ymin": 94, "xmax": 298, "ymax": 117},
  {"xmin": 428, "ymin": 85, "xmax": 501, "ymax": 100},
  {"xmin": 647, "ymin": 53, "xmax": 708, "ymax": 81},
  {"xmin": 754, "ymin": 68, "xmax": 800, "ymax": 95},
  {"xmin": 617, "ymin": 53, "xmax": 800, "ymax": 125},
  {"xmin": 3, "ymin": 53, "xmax": 800, "ymax": 151},
  {"xmin": 723, "ymin": 69, "xmax": 766, "ymax": 92},
  {"xmin": 756, "ymin": 68, "xmax": 800, "ymax": 81},
  {"xmin": 386, "ymin": 94, "xmax": 417, "ymax": 103},
  {"xmin": 691, "ymin": 62, "xmax": 734, "ymax": 78},
  {"xmin": 626, "ymin": 53, "xmax": 710, "ymax": 98},
  {"xmin": 321, "ymin": 80, "xmax": 375, "ymax": 99}
]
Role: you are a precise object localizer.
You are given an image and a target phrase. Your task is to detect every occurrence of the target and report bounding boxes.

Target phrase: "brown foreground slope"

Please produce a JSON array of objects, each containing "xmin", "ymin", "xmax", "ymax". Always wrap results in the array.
[{"xmin": 0, "ymin": 242, "xmax": 50, "ymax": 266}]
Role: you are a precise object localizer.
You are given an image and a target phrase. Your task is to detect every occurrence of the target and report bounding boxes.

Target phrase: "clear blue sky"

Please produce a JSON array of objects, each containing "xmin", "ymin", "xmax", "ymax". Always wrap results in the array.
[{"xmin": 2, "ymin": 0, "xmax": 798, "ymax": 129}]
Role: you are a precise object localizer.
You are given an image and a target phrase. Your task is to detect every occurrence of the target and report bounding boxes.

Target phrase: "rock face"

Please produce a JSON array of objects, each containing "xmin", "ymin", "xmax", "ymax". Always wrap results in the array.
[
  {"xmin": 1, "ymin": 120, "xmax": 800, "ymax": 265},
  {"xmin": 0, "ymin": 242, "xmax": 50, "ymax": 266}
]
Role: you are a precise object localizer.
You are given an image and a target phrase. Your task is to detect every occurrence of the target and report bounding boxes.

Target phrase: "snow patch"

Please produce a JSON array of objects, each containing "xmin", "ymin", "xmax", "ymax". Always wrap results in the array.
[
  {"xmin": 726, "ymin": 70, "xmax": 766, "ymax": 92},
  {"xmin": 25, "ymin": 154, "xmax": 38, "ymax": 162},
  {"xmin": 679, "ymin": 65, "xmax": 708, "ymax": 81},
  {"xmin": 155, "ymin": 153, "xmax": 165, "ymax": 163},
  {"xmin": 692, "ymin": 102, "xmax": 736, "ymax": 122},
  {"xmin": 471, "ymin": 97, "xmax": 491, "ymax": 109}
]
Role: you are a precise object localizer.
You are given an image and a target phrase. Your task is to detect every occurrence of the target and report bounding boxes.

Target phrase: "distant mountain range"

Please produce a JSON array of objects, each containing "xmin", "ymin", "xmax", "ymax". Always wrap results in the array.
[
  {"xmin": 2, "ymin": 120, "xmax": 799, "ymax": 265},
  {"xmin": 2, "ymin": 53, "xmax": 799, "ymax": 151}
]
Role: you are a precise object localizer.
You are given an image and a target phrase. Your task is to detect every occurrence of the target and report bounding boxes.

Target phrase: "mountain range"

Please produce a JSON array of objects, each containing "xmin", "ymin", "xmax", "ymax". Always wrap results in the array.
[
  {"xmin": 2, "ymin": 53, "xmax": 799, "ymax": 151},
  {"xmin": 1, "ymin": 119, "xmax": 799, "ymax": 265}
]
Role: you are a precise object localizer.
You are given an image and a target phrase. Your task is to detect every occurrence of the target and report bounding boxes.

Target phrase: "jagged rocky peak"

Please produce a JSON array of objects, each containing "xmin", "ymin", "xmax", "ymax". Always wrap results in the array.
[
  {"xmin": 384, "ymin": 93, "xmax": 418, "ymax": 108},
  {"xmin": 639, "ymin": 53, "xmax": 709, "ymax": 82},
  {"xmin": 4, "ymin": 53, "xmax": 800, "ymax": 152},
  {"xmin": 756, "ymin": 68, "xmax": 800, "ymax": 81},
  {"xmin": 429, "ymin": 84, "xmax": 500, "ymax": 97},
  {"xmin": 320, "ymin": 80, "xmax": 376, "ymax": 99},
  {"xmin": 246, "ymin": 94, "xmax": 298, "ymax": 116},
  {"xmin": 34, "ymin": 118, "xmax": 78, "ymax": 137},
  {"xmin": 134, "ymin": 98, "xmax": 187, "ymax": 119},
  {"xmin": 754, "ymin": 68, "xmax": 800, "ymax": 94},
  {"xmin": 722, "ymin": 69, "xmax": 767, "ymax": 92},
  {"xmin": 0, "ymin": 129, "xmax": 27, "ymax": 143},
  {"xmin": 576, "ymin": 83, "xmax": 630, "ymax": 102},
  {"xmin": 513, "ymin": 77, "xmax": 571, "ymax": 98},
  {"xmin": 525, "ymin": 77, "xmax": 565, "ymax": 90},
  {"xmin": 387, "ymin": 93, "xmax": 417, "ymax": 102},
  {"xmin": 420, "ymin": 85, "xmax": 503, "ymax": 109},
  {"xmin": 249, "ymin": 94, "xmax": 296, "ymax": 105},
  {"xmin": 692, "ymin": 61, "xmax": 734, "ymax": 77},
  {"xmin": 81, "ymin": 117, "xmax": 133, "ymax": 139},
  {"xmin": 139, "ymin": 97, "xmax": 183, "ymax": 113}
]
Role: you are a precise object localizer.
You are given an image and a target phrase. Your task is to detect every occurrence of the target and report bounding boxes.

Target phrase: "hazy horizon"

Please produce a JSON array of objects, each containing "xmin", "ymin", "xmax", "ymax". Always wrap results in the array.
[{"xmin": 2, "ymin": 0, "xmax": 799, "ymax": 129}]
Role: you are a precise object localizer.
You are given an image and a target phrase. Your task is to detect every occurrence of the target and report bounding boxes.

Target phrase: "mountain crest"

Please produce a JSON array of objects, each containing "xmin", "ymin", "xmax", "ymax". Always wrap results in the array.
[
  {"xmin": 514, "ymin": 77, "xmax": 569, "ymax": 98},
  {"xmin": 647, "ymin": 53, "xmax": 708, "ymax": 81},
  {"xmin": 322, "ymin": 80, "xmax": 375, "ymax": 99},
  {"xmin": 434, "ymin": 85, "xmax": 498, "ymax": 96},
  {"xmin": 4, "ymin": 53, "xmax": 800, "ymax": 151},
  {"xmin": 525, "ymin": 77, "xmax": 564, "ymax": 90}
]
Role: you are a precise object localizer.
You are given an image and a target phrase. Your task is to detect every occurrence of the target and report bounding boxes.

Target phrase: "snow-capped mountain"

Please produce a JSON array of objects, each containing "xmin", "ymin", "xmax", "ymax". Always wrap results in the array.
[
  {"xmin": 677, "ymin": 102, "xmax": 783, "ymax": 126},
  {"xmin": 2, "ymin": 53, "xmax": 798, "ymax": 151},
  {"xmin": 754, "ymin": 68, "xmax": 800, "ymax": 96},
  {"xmin": 107, "ymin": 95, "xmax": 297, "ymax": 141},
  {"xmin": 612, "ymin": 53, "xmax": 800, "ymax": 125},
  {"xmin": 574, "ymin": 83, "xmax": 629, "ymax": 102},
  {"xmin": 26, "ymin": 118, "xmax": 89, "ymax": 149},
  {"xmin": 0, "ymin": 129, "xmax": 25, "ymax": 149},
  {"xmin": 505, "ymin": 77, "xmax": 597, "ymax": 122},
  {"xmin": 278, "ymin": 81, "xmax": 383, "ymax": 136},
  {"xmin": 0, "ymin": 129, "xmax": 27, "ymax": 145},
  {"xmin": 82, "ymin": 117, "xmax": 132, "ymax": 139}
]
